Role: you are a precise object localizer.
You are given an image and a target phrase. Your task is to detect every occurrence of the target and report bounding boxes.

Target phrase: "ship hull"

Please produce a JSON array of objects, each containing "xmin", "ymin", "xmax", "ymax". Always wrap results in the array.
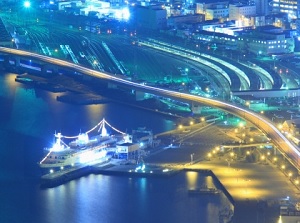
[{"xmin": 39, "ymin": 144, "xmax": 110, "ymax": 169}]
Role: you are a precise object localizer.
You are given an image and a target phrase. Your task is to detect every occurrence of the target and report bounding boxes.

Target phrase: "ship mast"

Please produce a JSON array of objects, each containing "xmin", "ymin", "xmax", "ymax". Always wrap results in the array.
[
  {"xmin": 100, "ymin": 118, "xmax": 108, "ymax": 137},
  {"xmin": 52, "ymin": 132, "xmax": 65, "ymax": 151}
]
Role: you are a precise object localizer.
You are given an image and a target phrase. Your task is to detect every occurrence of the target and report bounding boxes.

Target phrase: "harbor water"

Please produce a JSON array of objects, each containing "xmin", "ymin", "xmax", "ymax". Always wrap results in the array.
[{"xmin": 0, "ymin": 72, "xmax": 232, "ymax": 223}]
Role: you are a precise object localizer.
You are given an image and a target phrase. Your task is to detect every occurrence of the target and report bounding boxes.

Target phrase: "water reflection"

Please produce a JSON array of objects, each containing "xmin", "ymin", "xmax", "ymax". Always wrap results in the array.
[
  {"xmin": 0, "ymin": 71, "xmax": 233, "ymax": 223},
  {"xmin": 186, "ymin": 171, "xmax": 198, "ymax": 188}
]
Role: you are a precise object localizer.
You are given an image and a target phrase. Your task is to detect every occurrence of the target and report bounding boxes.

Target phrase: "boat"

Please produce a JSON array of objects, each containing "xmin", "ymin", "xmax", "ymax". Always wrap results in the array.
[
  {"xmin": 219, "ymin": 207, "xmax": 234, "ymax": 223},
  {"xmin": 39, "ymin": 118, "xmax": 128, "ymax": 172},
  {"xmin": 188, "ymin": 185, "xmax": 221, "ymax": 195}
]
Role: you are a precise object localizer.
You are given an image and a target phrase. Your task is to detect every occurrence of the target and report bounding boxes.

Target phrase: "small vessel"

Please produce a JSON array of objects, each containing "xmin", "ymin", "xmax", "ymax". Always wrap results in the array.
[
  {"xmin": 188, "ymin": 185, "xmax": 221, "ymax": 195},
  {"xmin": 219, "ymin": 207, "xmax": 234, "ymax": 223}
]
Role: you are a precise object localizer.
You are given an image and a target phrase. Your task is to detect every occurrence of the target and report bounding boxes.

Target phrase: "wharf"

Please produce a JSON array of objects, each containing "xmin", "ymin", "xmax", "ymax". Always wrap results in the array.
[
  {"xmin": 40, "ymin": 158, "xmax": 111, "ymax": 188},
  {"xmin": 40, "ymin": 159, "xmax": 179, "ymax": 188},
  {"xmin": 143, "ymin": 123, "xmax": 300, "ymax": 222},
  {"xmin": 15, "ymin": 76, "xmax": 66, "ymax": 93},
  {"xmin": 40, "ymin": 165, "xmax": 93, "ymax": 188},
  {"xmin": 92, "ymin": 162, "xmax": 180, "ymax": 177},
  {"xmin": 57, "ymin": 93, "xmax": 110, "ymax": 105},
  {"xmin": 14, "ymin": 73, "xmax": 190, "ymax": 116},
  {"xmin": 188, "ymin": 159, "xmax": 300, "ymax": 223},
  {"xmin": 15, "ymin": 74, "xmax": 111, "ymax": 105}
]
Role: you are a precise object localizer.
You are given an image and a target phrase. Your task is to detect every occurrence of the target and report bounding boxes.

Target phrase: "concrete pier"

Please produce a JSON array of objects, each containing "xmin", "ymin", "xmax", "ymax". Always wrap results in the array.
[{"xmin": 191, "ymin": 159, "xmax": 299, "ymax": 223}]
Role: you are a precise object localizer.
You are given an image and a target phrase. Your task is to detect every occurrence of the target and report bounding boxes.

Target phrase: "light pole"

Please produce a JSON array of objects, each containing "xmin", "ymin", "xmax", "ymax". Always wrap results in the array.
[
  {"xmin": 23, "ymin": 1, "xmax": 31, "ymax": 27},
  {"xmin": 190, "ymin": 153, "xmax": 194, "ymax": 164},
  {"xmin": 244, "ymin": 179, "xmax": 250, "ymax": 193},
  {"xmin": 226, "ymin": 158, "xmax": 231, "ymax": 168},
  {"xmin": 273, "ymin": 56, "xmax": 276, "ymax": 70},
  {"xmin": 23, "ymin": 1, "xmax": 31, "ymax": 8},
  {"xmin": 207, "ymin": 152, "xmax": 212, "ymax": 161}
]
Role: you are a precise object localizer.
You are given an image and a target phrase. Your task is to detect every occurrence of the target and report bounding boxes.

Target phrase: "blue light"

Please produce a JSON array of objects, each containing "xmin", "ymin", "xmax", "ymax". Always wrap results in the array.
[
  {"xmin": 135, "ymin": 164, "xmax": 145, "ymax": 172},
  {"xmin": 115, "ymin": 8, "xmax": 130, "ymax": 21}
]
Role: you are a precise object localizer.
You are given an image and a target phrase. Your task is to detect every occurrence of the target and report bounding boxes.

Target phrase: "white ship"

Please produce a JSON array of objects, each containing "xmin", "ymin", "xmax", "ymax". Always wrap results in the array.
[{"xmin": 39, "ymin": 118, "xmax": 127, "ymax": 171}]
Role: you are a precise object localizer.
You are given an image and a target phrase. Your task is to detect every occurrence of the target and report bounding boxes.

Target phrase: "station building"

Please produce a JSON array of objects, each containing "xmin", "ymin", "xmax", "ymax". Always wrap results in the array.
[
  {"xmin": 236, "ymin": 27, "xmax": 295, "ymax": 56},
  {"xmin": 116, "ymin": 143, "xmax": 140, "ymax": 160}
]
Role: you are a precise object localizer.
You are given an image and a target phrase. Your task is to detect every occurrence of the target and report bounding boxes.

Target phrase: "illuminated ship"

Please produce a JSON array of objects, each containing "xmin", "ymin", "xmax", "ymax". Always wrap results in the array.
[{"xmin": 39, "ymin": 118, "xmax": 127, "ymax": 171}]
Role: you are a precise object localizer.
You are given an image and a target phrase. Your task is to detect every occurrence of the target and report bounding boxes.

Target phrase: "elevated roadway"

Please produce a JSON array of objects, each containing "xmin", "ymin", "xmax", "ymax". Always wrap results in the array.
[
  {"xmin": 140, "ymin": 39, "xmax": 276, "ymax": 91},
  {"xmin": 1, "ymin": 47, "xmax": 300, "ymax": 170}
]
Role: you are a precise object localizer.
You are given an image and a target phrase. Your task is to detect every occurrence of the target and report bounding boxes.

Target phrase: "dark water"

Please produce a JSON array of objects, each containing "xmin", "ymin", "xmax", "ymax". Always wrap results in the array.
[{"xmin": 0, "ymin": 72, "xmax": 232, "ymax": 223}]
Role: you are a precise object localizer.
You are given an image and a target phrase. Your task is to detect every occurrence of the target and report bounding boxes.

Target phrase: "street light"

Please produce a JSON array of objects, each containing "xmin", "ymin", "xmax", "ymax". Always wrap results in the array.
[
  {"xmin": 93, "ymin": 60, "xmax": 98, "ymax": 69},
  {"xmin": 239, "ymin": 122, "xmax": 245, "ymax": 128},
  {"xmin": 207, "ymin": 152, "xmax": 212, "ymax": 160},
  {"xmin": 244, "ymin": 179, "xmax": 250, "ymax": 193},
  {"xmin": 230, "ymin": 152, "xmax": 235, "ymax": 159},
  {"xmin": 23, "ymin": 1, "xmax": 31, "ymax": 27},
  {"xmin": 225, "ymin": 158, "xmax": 231, "ymax": 168},
  {"xmin": 23, "ymin": 1, "xmax": 31, "ymax": 8},
  {"xmin": 190, "ymin": 153, "xmax": 194, "ymax": 164}
]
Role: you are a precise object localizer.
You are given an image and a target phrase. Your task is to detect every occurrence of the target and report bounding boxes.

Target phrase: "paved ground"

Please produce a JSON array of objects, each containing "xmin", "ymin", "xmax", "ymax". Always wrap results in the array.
[
  {"xmin": 193, "ymin": 158, "xmax": 299, "ymax": 223},
  {"xmin": 195, "ymin": 159, "xmax": 298, "ymax": 200}
]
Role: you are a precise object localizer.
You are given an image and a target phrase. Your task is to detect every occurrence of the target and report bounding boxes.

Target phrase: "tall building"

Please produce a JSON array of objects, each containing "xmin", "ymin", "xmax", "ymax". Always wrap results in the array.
[
  {"xmin": 132, "ymin": 5, "xmax": 167, "ymax": 30},
  {"xmin": 237, "ymin": 26, "xmax": 295, "ymax": 55},
  {"xmin": 228, "ymin": 3, "xmax": 256, "ymax": 21},
  {"xmin": 253, "ymin": 0, "xmax": 269, "ymax": 16},
  {"xmin": 271, "ymin": 0, "xmax": 297, "ymax": 20}
]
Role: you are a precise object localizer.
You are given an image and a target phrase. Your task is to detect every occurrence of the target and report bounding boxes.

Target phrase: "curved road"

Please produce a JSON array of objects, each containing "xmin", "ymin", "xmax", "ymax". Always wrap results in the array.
[{"xmin": 1, "ymin": 47, "xmax": 300, "ymax": 170}]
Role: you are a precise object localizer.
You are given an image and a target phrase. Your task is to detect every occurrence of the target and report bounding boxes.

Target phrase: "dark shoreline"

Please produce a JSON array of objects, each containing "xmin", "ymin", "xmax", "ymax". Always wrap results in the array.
[{"xmin": 13, "ymin": 72, "xmax": 193, "ymax": 118}]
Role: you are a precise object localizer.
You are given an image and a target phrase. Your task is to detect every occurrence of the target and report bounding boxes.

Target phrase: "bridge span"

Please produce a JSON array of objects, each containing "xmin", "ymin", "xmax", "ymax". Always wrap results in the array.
[{"xmin": 1, "ymin": 47, "xmax": 300, "ymax": 170}]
